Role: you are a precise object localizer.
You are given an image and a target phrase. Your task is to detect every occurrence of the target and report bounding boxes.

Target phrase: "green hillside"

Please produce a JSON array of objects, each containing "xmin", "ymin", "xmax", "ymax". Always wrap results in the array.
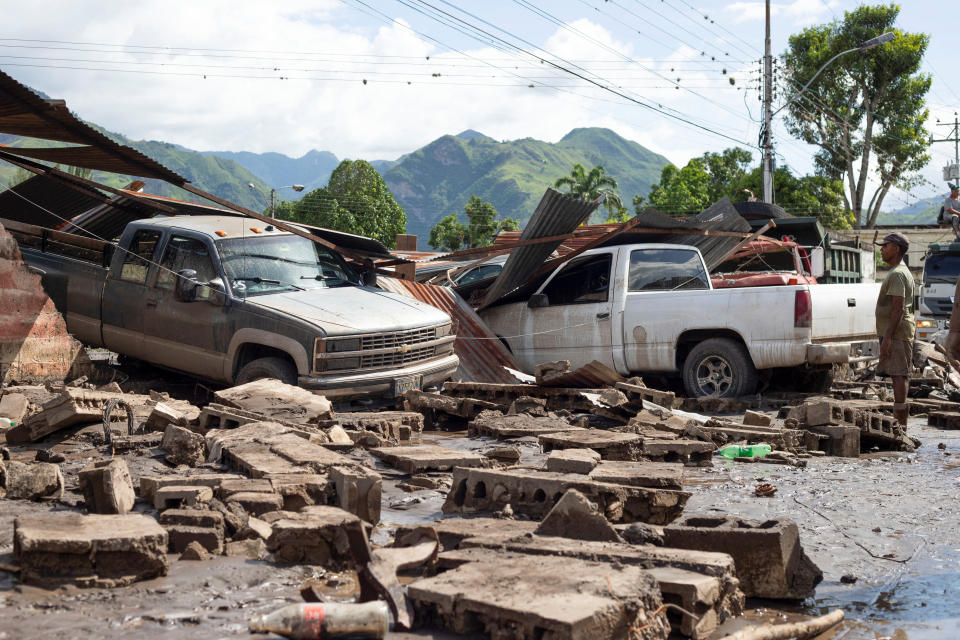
[
  {"xmin": 384, "ymin": 127, "xmax": 669, "ymax": 242},
  {"xmin": 0, "ymin": 130, "xmax": 272, "ymax": 212}
]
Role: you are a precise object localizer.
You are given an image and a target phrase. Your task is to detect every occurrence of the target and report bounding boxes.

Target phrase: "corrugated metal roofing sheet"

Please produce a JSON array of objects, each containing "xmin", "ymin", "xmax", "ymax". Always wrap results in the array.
[
  {"xmin": 537, "ymin": 360, "xmax": 626, "ymax": 388},
  {"xmin": 0, "ymin": 173, "xmax": 104, "ymax": 229},
  {"xmin": 478, "ymin": 188, "xmax": 599, "ymax": 310},
  {"xmin": 0, "ymin": 68, "xmax": 187, "ymax": 184},
  {"xmin": 377, "ymin": 277, "xmax": 522, "ymax": 384}
]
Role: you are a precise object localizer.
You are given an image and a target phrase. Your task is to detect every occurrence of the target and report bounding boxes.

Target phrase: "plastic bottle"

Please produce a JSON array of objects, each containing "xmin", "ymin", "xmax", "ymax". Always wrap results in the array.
[
  {"xmin": 0, "ymin": 417, "xmax": 14, "ymax": 429},
  {"xmin": 249, "ymin": 601, "xmax": 391, "ymax": 639},
  {"xmin": 718, "ymin": 443, "xmax": 772, "ymax": 459}
]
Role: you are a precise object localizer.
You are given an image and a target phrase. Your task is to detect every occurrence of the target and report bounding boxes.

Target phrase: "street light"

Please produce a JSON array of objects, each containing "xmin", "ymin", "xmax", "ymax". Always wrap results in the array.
[{"xmin": 247, "ymin": 182, "xmax": 305, "ymax": 218}]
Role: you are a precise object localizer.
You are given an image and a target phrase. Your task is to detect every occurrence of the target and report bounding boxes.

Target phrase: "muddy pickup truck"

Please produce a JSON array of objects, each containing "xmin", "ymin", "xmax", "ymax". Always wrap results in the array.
[
  {"xmin": 9, "ymin": 215, "xmax": 458, "ymax": 400},
  {"xmin": 480, "ymin": 243, "xmax": 879, "ymax": 397}
]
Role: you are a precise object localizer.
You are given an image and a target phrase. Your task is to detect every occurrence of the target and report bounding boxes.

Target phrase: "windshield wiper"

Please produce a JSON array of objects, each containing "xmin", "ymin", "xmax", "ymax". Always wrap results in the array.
[{"xmin": 233, "ymin": 276, "xmax": 306, "ymax": 291}]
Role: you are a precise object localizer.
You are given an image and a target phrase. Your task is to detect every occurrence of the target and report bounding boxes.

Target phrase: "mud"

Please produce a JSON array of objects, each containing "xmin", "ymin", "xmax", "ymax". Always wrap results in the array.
[{"xmin": 1, "ymin": 391, "xmax": 955, "ymax": 639}]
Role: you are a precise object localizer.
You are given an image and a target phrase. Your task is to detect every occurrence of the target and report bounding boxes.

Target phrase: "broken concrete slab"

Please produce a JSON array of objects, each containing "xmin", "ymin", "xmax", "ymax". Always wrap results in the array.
[
  {"xmin": 145, "ymin": 400, "xmax": 200, "ymax": 432},
  {"xmin": 161, "ymin": 424, "xmax": 206, "ymax": 467},
  {"xmin": 645, "ymin": 566, "xmax": 722, "ymax": 639},
  {"xmin": 396, "ymin": 517, "xmax": 538, "ymax": 551},
  {"xmin": 78, "ymin": 458, "xmax": 135, "ymax": 514},
  {"xmin": 163, "ymin": 524, "xmax": 224, "ymax": 555},
  {"xmin": 6, "ymin": 387, "xmax": 147, "ymax": 443},
  {"xmin": 443, "ymin": 466, "xmax": 690, "ymax": 525},
  {"xmin": 158, "ymin": 508, "xmax": 224, "ymax": 530},
  {"xmin": 197, "ymin": 403, "xmax": 328, "ymax": 441},
  {"xmin": 179, "ymin": 540, "xmax": 210, "ymax": 561},
  {"xmin": 224, "ymin": 538, "xmax": 266, "ymax": 559},
  {"xmin": 468, "ymin": 410, "xmax": 582, "ymax": 439},
  {"xmin": 616, "ymin": 381, "xmax": 679, "ymax": 410},
  {"xmin": 218, "ymin": 477, "xmax": 274, "ymax": 498},
  {"xmin": 0, "ymin": 392, "xmax": 29, "ymax": 425},
  {"xmin": 214, "ymin": 378, "xmax": 333, "ymax": 423},
  {"xmin": 539, "ymin": 429, "xmax": 643, "ymax": 461},
  {"xmin": 1, "ymin": 460, "xmax": 62, "ymax": 500},
  {"xmin": 508, "ymin": 396, "xmax": 548, "ymax": 416},
  {"xmin": 268, "ymin": 473, "xmax": 330, "ymax": 511},
  {"xmin": 225, "ymin": 491, "xmax": 284, "ymax": 516},
  {"xmin": 154, "ymin": 484, "xmax": 213, "ymax": 510},
  {"xmin": 315, "ymin": 410, "xmax": 424, "ymax": 435},
  {"xmin": 545, "ymin": 448, "xmax": 601, "ymax": 474},
  {"xmin": 534, "ymin": 359, "xmax": 570, "ymax": 385},
  {"xmin": 444, "ymin": 381, "xmax": 606, "ymax": 413},
  {"xmin": 330, "ymin": 465, "xmax": 382, "ymax": 524},
  {"xmin": 266, "ymin": 505, "xmax": 366, "ymax": 566},
  {"xmin": 535, "ymin": 489, "xmax": 622, "ymax": 542},
  {"xmin": 371, "ymin": 444, "xmax": 486, "ymax": 473},
  {"xmin": 588, "ymin": 461, "xmax": 684, "ymax": 490},
  {"xmin": 408, "ymin": 551, "xmax": 668, "ymax": 640},
  {"xmin": 742, "ymin": 410, "xmax": 773, "ymax": 427},
  {"xmin": 663, "ymin": 515, "xmax": 822, "ymax": 600},
  {"xmin": 641, "ymin": 438, "xmax": 714, "ymax": 465},
  {"xmin": 139, "ymin": 473, "xmax": 243, "ymax": 503},
  {"xmin": 14, "ymin": 513, "xmax": 168, "ymax": 588}
]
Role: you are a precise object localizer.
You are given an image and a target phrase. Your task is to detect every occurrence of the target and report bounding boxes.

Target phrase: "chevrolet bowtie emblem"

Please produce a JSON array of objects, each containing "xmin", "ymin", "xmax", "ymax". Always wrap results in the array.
[{"xmin": 399, "ymin": 344, "xmax": 410, "ymax": 353}]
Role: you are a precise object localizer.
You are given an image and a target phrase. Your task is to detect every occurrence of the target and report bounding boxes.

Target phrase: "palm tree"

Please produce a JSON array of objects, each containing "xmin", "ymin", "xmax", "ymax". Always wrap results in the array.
[{"xmin": 554, "ymin": 163, "xmax": 623, "ymax": 216}]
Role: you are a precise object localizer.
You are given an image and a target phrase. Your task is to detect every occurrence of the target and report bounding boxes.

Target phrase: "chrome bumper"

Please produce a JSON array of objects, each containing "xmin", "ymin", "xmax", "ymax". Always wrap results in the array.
[
  {"xmin": 806, "ymin": 339, "xmax": 879, "ymax": 365},
  {"xmin": 298, "ymin": 354, "xmax": 459, "ymax": 398}
]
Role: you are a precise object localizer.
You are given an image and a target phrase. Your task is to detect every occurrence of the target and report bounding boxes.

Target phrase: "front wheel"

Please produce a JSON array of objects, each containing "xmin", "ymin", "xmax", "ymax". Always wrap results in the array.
[
  {"xmin": 682, "ymin": 338, "xmax": 758, "ymax": 398},
  {"xmin": 235, "ymin": 356, "xmax": 298, "ymax": 386}
]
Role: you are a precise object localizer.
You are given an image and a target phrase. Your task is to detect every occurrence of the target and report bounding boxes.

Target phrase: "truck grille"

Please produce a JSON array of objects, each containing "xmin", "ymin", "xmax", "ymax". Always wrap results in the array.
[
  {"xmin": 361, "ymin": 327, "xmax": 437, "ymax": 350},
  {"xmin": 926, "ymin": 296, "xmax": 953, "ymax": 314},
  {"xmin": 361, "ymin": 345, "xmax": 437, "ymax": 368}
]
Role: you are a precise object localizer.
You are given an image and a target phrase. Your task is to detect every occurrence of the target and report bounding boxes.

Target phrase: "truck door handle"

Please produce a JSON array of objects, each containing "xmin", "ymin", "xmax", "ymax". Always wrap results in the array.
[
  {"xmin": 847, "ymin": 298, "xmax": 856, "ymax": 307},
  {"xmin": 597, "ymin": 312, "xmax": 610, "ymax": 319},
  {"xmin": 145, "ymin": 299, "xmax": 158, "ymax": 308}
]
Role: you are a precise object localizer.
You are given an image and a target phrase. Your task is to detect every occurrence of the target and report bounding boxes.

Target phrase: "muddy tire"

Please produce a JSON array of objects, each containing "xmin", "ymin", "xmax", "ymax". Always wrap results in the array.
[
  {"xmin": 235, "ymin": 357, "xmax": 297, "ymax": 386},
  {"xmin": 682, "ymin": 338, "xmax": 758, "ymax": 398}
]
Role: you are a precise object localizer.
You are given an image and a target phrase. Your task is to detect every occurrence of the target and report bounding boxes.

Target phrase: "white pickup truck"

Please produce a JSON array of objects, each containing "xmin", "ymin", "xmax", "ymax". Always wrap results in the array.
[{"xmin": 480, "ymin": 243, "xmax": 880, "ymax": 397}]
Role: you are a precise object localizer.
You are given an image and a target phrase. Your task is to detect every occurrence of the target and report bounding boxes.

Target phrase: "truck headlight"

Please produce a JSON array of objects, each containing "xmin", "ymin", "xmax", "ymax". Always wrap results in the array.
[
  {"xmin": 917, "ymin": 319, "xmax": 934, "ymax": 328},
  {"xmin": 435, "ymin": 323, "xmax": 453, "ymax": 338}
]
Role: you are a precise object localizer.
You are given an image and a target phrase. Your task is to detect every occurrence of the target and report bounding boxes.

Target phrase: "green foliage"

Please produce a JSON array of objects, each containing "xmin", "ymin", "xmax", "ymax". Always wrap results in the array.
[
  {"xmin": 285, "ymin": 160, "xmax": 406, "ymax": 248},
  {"xmin": 738, "ymin": 166, "xmax": 853, "ymax": 229},
  {"xmin": 428, "ymin": 196, "xmax": 520, "ymax": 251},
  {"xmin": 383, "ymin": 128, "xmax": 668, "ymax": 239},
  {"xmin": 643, "ymin": 148, "xmax": 753, "ymax": 215},
  {"xmin": 782, "ymin": 4, "xmax": 931, "ymax": 228},
  {"xmin": 553, "ymin": 163, "xmax": 623, "ymax": 216}
]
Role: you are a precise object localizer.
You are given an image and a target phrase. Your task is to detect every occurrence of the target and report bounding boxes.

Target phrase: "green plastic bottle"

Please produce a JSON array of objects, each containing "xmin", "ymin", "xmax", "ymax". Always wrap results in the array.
[{"xmin": 718, "ymin": 443, "xmax": 772, "ymax": 459}]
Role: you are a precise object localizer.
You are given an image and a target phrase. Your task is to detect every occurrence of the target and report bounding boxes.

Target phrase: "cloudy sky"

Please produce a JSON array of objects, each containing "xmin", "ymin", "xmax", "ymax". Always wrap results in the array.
[{"xmin": 1, "ymin": 0, "xmax": 956, "ymax": 211}]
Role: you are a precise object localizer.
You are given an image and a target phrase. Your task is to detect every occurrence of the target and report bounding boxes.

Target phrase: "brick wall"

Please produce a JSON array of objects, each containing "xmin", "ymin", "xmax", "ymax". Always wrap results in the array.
[{"xmin": 0, "ymin": 222, "xmax": 90, "ymax": 383}]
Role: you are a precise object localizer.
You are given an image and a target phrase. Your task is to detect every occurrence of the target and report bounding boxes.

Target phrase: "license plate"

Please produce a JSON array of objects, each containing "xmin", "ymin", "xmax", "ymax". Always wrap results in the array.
[{"xmin": 393, "ymin": 374, "xmax": 422, "ymax": 396}]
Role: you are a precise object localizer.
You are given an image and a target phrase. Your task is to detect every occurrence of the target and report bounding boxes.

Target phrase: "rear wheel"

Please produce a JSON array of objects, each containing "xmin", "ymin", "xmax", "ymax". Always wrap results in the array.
[
  {"xmin": 235, "ymin": 356, "xmax": 297, "ymax": 386},
  {"xmin": 682, "ymin": 338, "xmax": 758, "ymax": 398}
]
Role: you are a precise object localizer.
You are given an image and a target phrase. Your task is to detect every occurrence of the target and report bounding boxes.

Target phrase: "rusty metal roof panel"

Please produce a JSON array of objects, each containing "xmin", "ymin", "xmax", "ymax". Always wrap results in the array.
[
  {"xmin": 377, "ymin": 277, "xmax": 521, "ymax": 384},
  {"xmin": 0, "ymin": 68, "xmax": 187, "ymax": 184},
  {"xmin": 537, "ymin": 360, "xmax": 626, "ymax": 388},
  {"xmin": 0, "ymin": 173, "xmax": 104, "ymax": 228},
  {"xmin": 478, "ymin": 188, "xmax": 599, "ymax": 310}
]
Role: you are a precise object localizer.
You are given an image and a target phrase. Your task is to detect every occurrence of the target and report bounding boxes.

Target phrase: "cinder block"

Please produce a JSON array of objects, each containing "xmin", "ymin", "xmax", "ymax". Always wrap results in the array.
[
  {"xmin": 330, "ymin": 465, "xmax": 382, "ymax": 524},
  {"xmin": 742, "ymin": 410, "xmax": 772, "ymax": 427},
  {"xmin": 804, "ymin": 401, "xmax": 841, "ymax": 427},
  {"xmin": 810, "ymin": 425, "xmax": 860, "ymax": 457},
  {"xmin": 78, "ymin": 458, "xmax": 135, "ymax": 514},
  {"xmin": 163, "ymin": 524, "xmax": 224, "ymax": 554},
  {"xmin": 225, "ymin": 491, "xmax": 284, "ymax": 516},
  {"xmin": 154, "ymin": 485, "xmax": 213, "ymax": 510}
]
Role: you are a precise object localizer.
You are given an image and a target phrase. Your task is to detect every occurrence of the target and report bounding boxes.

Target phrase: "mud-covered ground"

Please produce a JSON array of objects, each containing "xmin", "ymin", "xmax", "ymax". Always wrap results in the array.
[{"xmin": 0, "ymin": 400, "xmax": 955, "ymax": 639}]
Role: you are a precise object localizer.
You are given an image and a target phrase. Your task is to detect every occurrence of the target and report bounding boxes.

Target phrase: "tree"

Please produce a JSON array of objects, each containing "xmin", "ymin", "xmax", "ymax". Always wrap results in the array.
[
  {"xmin": 738, "ymin": 165, "xmax": 853, "ymax": 229},
  {"xmin": 428, "ymin": 196, "xmax": 520, "ymax": 251},
  {"xmin": 285, "ymin": 160, "xmax": 406, "ymax": 247},
  {"xmin": 642, "ymin": 148, "xmax": 753, "ymax": 215},
  {"xmin": 554, "ymin": 163, "xmax": 623, "ymax": 216},
  {"xmin": 781, "ymin": 4, "xmax": 930, "ymax": 228}
]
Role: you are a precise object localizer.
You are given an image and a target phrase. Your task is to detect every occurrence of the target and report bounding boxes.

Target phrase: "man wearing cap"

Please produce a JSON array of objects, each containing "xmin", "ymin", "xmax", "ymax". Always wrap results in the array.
[
  {"xmin": 875, "ymin": 232, "xmax": 915, "ymax": 427},
  {"xmin": 943, "ymin": 184, "xmax": 960, "ymax": 240}
]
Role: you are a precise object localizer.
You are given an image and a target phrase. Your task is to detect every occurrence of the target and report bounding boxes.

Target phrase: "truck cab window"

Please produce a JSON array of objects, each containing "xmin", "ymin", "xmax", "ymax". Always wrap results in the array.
[
  {"xmin": 629, "ymin": 249, "xmax": 709, "ymax": 291},
  {"xmin": 156, "ymin": 236, "xmax": 219, "ymax": 298},
  {"xmin": 542, "ymin": 253, "xmax": 612, "ymax": 305},
  {"xmin": 119, "ymin": 229, "xmax": 161, "ymax": 283}
]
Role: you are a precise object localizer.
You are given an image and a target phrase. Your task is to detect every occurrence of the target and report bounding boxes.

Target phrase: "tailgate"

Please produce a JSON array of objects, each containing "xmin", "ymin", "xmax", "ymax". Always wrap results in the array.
[{"xmin": 808, "ymin": 283, "xmax": 880, "ymax": 341}]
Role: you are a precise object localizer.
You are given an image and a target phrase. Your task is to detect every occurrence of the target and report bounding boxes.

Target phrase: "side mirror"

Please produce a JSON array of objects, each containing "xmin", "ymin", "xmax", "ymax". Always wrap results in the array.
[
  {"xmin": 205, "ymin": 279, "xmax": 226, "ymax": 306},
  {"xmin": 362, "ymin": 269, "xmax": 378, "ymax": 287},
  {"xmin": 175, "ymin": 269, "xmax": 199, "ymax": 303},
  {"xmin": 528, "ymin": 293, "xmax": 549, "ymax": 308}
]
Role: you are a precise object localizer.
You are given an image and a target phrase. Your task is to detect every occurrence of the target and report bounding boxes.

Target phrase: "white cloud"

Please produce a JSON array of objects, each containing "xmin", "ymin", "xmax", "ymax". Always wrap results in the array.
[{"xmin": 723, "ymin": 0, "xmax": 838, "ymax": 26}]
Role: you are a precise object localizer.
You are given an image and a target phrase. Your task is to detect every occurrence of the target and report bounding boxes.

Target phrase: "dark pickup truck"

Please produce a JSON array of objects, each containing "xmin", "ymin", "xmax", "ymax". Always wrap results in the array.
[{"xmin": 6, "ymin": 214, "xmax": 458, "ymax": 399}]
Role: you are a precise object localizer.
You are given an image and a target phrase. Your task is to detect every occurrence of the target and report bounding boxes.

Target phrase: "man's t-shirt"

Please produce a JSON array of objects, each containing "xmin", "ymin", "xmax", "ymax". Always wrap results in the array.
[
  {"xmin": 943, "ymin": 197, "xmax": 960, "ymax": 221},
  {"xmin": 876, "ymin": 262, "xmax": 915, "ymax": 341}
]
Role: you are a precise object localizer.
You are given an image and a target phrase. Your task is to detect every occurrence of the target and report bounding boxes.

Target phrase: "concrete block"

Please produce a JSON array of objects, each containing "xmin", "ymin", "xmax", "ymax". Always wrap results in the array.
[
  {"xmin": 145, "ymin": 400, "xmax": 199, "ymax": 432},
  {"xmin": 546, "ymin": 448, "xmax": 601, "ymax": 474},
  {"xmin": 804, "ymin": 400, "xmax": 841, "ymax": 426},
  {"xmin": 535, "ymin": 489, "xmax": 622, "ymax": 542},
  {"xmin": 810, "ymin": 424, "xmax": 860, "ymax": 457},
  {"xmin": 508, "ymin": 396, "xmax": 548, "ymax": 416},
  {"xmin": 396, "ymin": 518, "xmax": 538, "ymax": 552},
  {"xmin": 534, "ymin": 359, "xmax": 570, "ymax": 384},
  {"xmin": 6, "ymin": 388, "xmax": 138, "ymax": 443},
  {"xmin": 139, "ymin": 473, "xmax": 241, "ymax": 502},
  {"xmin": 78, "ymin": 458, "xmax": 135, "ymax": 514},
  {"xmin": 224, "ymin": 538, "xmax": 266, "ymax": 559},
  {"xmin": 663, "ymin": 515, "xmax": 822, "ymax": 600},
  {"xmin": 158, "ymin": 508, "xmax": 224, "ymax": 530},
  {"xmin": 214, "ymin": 378, "xmax": 333, "ymax": 423},
  {"xmin": 646, "ymin": 566, "xmax": 721, "ymax": 639},
  {"xmin": 161, "ymin": 424, "xmax": 206, "ymax": 467},
  {"xmin": 237, "ymin": 516, "xmax": 273, "ymax": 541},
  {"xmin": 539, "ymin": 429, "xmax": 642, "ymax": 461},
  {"xmin": 225, "ymin": 491, "xmax": 284, "ymax": 516},
  {"xmin": 268, "ymin": 473, "xmax": 330, "ymax": 511},
  {"xmin": 371, "ymin": 444, "xmax": 485, "ymax": 473},
  {"xmin": 640, "ymin": 438, "xmax": 714, "ymax": 465},
  {"xmin": 469, "ymin": 412, "xmax": 583, "ymax": 439},
  {"xmin": 742, "ymin": 410, "xmax": 772, "ymax": 427},
  {"xmin": 408, "ymin": 551, "xmax": 668, "ymax": 640},
  {"xmin": 588, "ymin": 461, "xmax": 684, "ymax": 490},
  {"xmin": 154, "ymin": 485, "xmax": 213, "ymax": 510},
  {"xmin": 443, "ymin": 466, "xmax": 689, "ymax": 525},
  {"xmin": 179, "ymin": 541, "xmax": 210, "ymax": 561},
  {"xmin": 0, "ymin": 392, "xmax": 29, "ymax": 424},
  {"xmin": 164, "ymin": 524, "xmax": 224, "ymax": 554},
  {"xmin": 315, "ymin": 410, "xmax": 424, "ymax": 437},
  {"xmin": 266, "ymin": 505, "xmax": 365, "ymax": 566},
  {"xmin": 330, "ymin": 465, "xmax": 382, "ymax": 524},
  {"xmin": 14, "ymin": 513, "xmax": 168, "ymax": 588},
  {"xmin": 1, "ymin": 460, "xmax": 61, "ymax": 500},
  {"xmin": 218, "ymin": 477, "xmax": 274, "ymax": 498}
]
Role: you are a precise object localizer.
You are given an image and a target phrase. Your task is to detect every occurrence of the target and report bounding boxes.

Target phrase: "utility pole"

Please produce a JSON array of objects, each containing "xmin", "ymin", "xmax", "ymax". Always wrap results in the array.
[
  {"xmin": 761, "ymin": 0, "xmax": 774, "ymax": 203},
  {"xmin": 931, "ymin": 114, "xmax": 960, "ymax": 184}
]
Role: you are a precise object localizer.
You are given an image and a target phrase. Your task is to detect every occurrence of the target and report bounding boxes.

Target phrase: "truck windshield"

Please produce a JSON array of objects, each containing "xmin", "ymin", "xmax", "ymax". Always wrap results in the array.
[
  {"xmin": 217, "ymin": 235, "xmax": 355, "ymax": 296},
  {"xmin": 923, "ymin": 253, "xmax": 960, "ymax": 284}
]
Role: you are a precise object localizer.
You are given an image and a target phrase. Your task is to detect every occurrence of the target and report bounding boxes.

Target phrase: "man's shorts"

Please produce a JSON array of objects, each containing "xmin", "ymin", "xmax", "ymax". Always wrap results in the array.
[{"xmin": 878, "ymin": 338, "xmax": 912, "ymax": 377}]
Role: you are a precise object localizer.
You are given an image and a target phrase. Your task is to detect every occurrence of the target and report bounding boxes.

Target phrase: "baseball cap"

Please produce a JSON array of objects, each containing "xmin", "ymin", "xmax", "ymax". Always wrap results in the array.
[
  {"xmin": 874, "ymin": 232, "xmax": 909, "ymax": 251},
  {"xmin": 950, "ymin": 183, "xmax": 959, "ymax": 190}
]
